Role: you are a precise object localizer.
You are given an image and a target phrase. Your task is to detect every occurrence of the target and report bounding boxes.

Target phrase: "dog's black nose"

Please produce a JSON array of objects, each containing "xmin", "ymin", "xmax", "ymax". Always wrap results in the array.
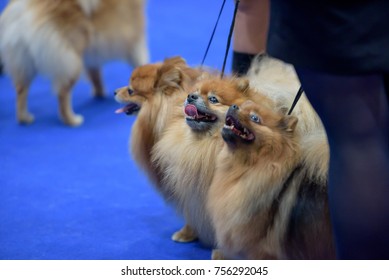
[
  {"xmin": 231, "ymin": 104, "xmax": 239, "ymax": 110},
  {"xmin": 187, "ymin": 94, "xmax": 198, "ymax": 102},
  {"xmin": 114, "ymin": 90, "xmax": 117, "ymax": 96}
]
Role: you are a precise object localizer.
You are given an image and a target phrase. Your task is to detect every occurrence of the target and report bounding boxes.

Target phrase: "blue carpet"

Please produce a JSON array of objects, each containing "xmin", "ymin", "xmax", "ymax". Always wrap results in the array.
[{"xmin": 0, "ymin": 0, "xmax": 234, "ymax": 260}]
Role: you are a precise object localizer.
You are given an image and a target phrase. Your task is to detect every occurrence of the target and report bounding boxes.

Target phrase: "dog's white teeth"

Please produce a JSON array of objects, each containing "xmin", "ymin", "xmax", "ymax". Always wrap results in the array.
[
  {"xmin": 243, "ymin": 128, "xmax": 248, "ymax": 134},
  {"xmin": 224, "ymin": 124, "xmax": 233, "ymax": 130},
  {"xmin": 186, "ymin": 116, "xmax": 195, "ymax": 120}
]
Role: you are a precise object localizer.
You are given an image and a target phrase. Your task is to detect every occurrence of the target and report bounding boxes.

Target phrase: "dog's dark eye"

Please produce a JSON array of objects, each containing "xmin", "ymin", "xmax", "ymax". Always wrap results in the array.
[
  {"xmin": 127, "ymin": 88, "xmax": 134, "ymax": 95},
  {"xmin": 250, "ymin": 113, "xmax": 261, "ymax": 123},
  {"xmin": 208, "ymin": 96, "xmax": 219, "ymax": 104}
]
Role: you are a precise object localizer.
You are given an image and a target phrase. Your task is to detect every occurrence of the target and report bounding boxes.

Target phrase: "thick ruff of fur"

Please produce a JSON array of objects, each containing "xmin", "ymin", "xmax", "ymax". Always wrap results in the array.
[
  {"xmin": 248, "ymin": 54, "xmax": 330, "ymax": 192},
  {"xmin": 115, "ymin": 57, "xmax": 203, "ymax": 200},
  {"xmin": 207, "ymin": 99, "xmax": 335, "ymax": 259},
  {"xmin": 248, "ymin": 54, "xmax": 330, "ymax": 213},
  {"xmin": 151, "ymin": 77, "xmax": 274, "ymax": 247},
  {"xmin": 247, "ymin": 54, "xmax": 324, "ymax": 135},
  {"xmin": 0, "ymin": 0, "xmax": 148, "ymax": 126}
]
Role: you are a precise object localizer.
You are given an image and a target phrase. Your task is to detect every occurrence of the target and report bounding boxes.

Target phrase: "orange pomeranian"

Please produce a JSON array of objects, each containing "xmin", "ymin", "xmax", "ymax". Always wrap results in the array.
[
  {"xmin": 0, "ymin": 0, "xmax": 148, "ymax": 126},
  {"xmin": 151, "ymin": 76, "xmax": 274, "ymax": 249},
  {"xmin": 207, "ymin": 100, "xmax": 335, "ymax": 259},
  {"xmin": 115, "ymin": 57, "xmax": 203, "ymax": 198}
]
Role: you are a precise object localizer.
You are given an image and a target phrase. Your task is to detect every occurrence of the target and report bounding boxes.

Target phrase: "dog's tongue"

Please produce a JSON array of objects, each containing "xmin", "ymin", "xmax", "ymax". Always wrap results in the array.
[
  {"xmin": 115, "ymin": 107, "xmax": 126, "ymax": 114},
  {"xmin": 184, "ymin": 104, "xmax": 198, "ymax": 117},
  {"xmin": 115, "ymin": 104, "xmax": 133, "ymax": 114}
]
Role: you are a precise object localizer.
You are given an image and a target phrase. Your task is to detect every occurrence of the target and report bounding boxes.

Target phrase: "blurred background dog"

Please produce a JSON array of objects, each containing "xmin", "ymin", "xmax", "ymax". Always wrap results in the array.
[{"xmin": 0, "ymin": 0, "xmax": 148, "ymax": 126}]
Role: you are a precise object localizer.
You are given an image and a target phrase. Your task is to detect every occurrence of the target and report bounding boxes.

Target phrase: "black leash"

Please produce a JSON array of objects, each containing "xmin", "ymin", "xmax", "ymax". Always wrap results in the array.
[
  {"xmin": 201, "ymin": 0, "xmax": 227, "ymax": 66},
  {"xmin": 221, "ymin": 0, "xmax": 240, "ymax": 78},
  {"xmin": 201, "ymin": 0, "xmax": 302, "ymax": 112},
  {"xmin": 200, "ymin": 0, "xmax": 240, "ymax": 78},
  {"xmin": 287, "ymin": 86, "xmax": 304, "ymax": 115}
]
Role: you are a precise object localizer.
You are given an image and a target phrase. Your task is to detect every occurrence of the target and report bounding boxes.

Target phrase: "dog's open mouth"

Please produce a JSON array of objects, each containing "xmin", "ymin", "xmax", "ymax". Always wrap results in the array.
[
  {"xmin": 184, "ymin": 104, "xmax": 217, "ymax": 122},
  {"xmin": 224, "ymin": 115, "xmax": 255, "ymax": 141},
  {"xmin": 115, "ymin": 102, "xmax": 141, "ymax": 115}
]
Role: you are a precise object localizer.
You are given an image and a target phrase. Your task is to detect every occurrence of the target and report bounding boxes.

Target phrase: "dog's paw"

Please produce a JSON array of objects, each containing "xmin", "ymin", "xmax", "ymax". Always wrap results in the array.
[
  {"xmin": 211, "ymin": 249, "xmax": 226, "ymax": 260},
  {"xmin": 18, "ymin": 112, "xmax": 35, "ymax": 125},
  {"xmin": 171, "ymin": 225, "xmax": 197, "ymax": 243},
  {"xmin": 63, "ymin": 114, "xmax": 84, "ymax": 127}
]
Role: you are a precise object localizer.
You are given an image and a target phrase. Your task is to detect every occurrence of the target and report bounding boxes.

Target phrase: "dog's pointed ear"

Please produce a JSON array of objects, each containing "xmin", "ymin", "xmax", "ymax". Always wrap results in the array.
[
  {"xmin": 163, "ymin": 56, "xmax": 187, "ymax": 68},
  {"xmin": 155, "ymin": 65, "xmax": 184, "ymax": 94},
  {"xmin": 235, "ymin": 78, "xmax": 250, "ymax": 94},
  {"xmin": 154, "ymin": 56, "xmax": 188, "ymax": 92},
  {"xmin": 282, "ymin": 115, "xmax": 298, "ymax": 132},
  {"xmin": 155, "ymin": 57, "xmax": 192, "ymax": 93}
]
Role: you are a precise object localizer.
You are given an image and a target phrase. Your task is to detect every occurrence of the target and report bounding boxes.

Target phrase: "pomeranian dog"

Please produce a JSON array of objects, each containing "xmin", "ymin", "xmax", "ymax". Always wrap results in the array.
[
  {"xmin": 151, "ymin": 76, "xmax": 274, "ymax": 249},
  {"xmin": 115, "ymin": 57, "xmax": 203, "ymax": 197},
  {"xmin": 207, "ymin": 101, "xmax": 335, "ymax": 259},
  {"xmin": 247, "ymin": 54, "xmax": 324, "ymax": 135},
  {"xmin": 0, "ymin": 0, "xmax": 148, "ymax": 126}
]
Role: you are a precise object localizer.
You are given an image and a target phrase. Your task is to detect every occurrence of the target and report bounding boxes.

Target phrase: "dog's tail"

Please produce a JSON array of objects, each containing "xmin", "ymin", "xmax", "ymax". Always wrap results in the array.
[{"xmin": 0, "ymin": 0, "xmax": 84, "ymax": 88}]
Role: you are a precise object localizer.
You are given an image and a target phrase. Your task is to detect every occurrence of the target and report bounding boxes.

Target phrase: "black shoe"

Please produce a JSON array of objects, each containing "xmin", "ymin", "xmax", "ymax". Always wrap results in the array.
[{"xmin": 232, "ymin": 51, "xmax": 257, "ymax": 77}]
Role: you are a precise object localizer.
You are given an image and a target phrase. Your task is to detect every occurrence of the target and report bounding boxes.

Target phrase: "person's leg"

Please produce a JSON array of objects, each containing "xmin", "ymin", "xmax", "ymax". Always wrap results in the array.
[
  {"xmin": 296, "ymin": 69, "xmax": 389, "ymax": 259},
  {"xmin": 384, "ymin": 73, "xmax": 389, "ymax": 141},
  {"xmin": 384, "ymin": 73, "xmax": 389, "ymax": 104},
  {"xmin": 232, "ymin": 0, "xmax": 269, "ymax": 76}
]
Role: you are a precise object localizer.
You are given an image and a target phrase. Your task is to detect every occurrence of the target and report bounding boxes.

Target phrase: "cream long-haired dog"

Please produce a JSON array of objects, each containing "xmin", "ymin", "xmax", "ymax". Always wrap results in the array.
[
  {"xmin": 151, "ymin": 76, "xmax": 274, "ymax": 249},
  {"xmin": 204, "ymin": 55, "xmax": 334, "ymax": 259},
  {"xmin": 207, "ymin": 100, "xmax": 335, "ymax": 260},
  {"xmin": 0, "ymin": 0, "xmax": 149, "ymax": 126},
  {"xmin": 248, "ymin": 54, "xmax": 330, "ymax": 209}
]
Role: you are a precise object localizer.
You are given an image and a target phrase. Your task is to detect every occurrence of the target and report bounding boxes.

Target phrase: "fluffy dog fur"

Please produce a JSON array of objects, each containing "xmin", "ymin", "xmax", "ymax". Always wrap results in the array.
[
  {"xmin": 207, "ymin": 100, "xmax": 335, "ymax": 259},
  {"xmin": 115, "ymin": 57, "xmax": 203, "ymax": 197},
  {"xmin": 248, "ymin": 54, "xmax": 330, "ymax": 204},
  {"xmin": 0, "ymin": 0, "xmax": 148, "ymax": 126},
  {"xmin": 151, "ymin": 76, "xmax": 274, "ymax": 248},
  {"xmin": 247, "ymin": 54, "xmax": 324, "ymax": 135},
  {"xmin": 116, "ymin": 54, "xmax": 332, "ymax": 259}
]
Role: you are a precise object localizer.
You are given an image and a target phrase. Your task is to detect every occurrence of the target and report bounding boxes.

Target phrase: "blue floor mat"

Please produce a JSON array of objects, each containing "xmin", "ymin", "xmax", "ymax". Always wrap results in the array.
[{"xmin": 0, "ymin": 0, "xmax": 234, "ymax": 260}]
